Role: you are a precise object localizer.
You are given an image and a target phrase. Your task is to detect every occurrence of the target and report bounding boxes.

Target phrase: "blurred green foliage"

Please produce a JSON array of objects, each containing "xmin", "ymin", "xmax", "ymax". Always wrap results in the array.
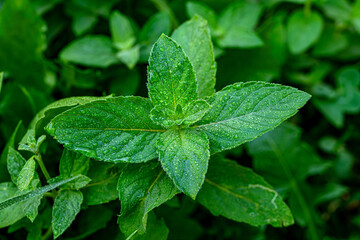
[{"xmin": 1, "ymin": 0, "xmax": 360, "ymax": 239}]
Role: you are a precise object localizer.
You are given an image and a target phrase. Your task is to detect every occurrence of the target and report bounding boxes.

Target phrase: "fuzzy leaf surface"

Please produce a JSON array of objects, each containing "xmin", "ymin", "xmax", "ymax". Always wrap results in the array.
[
  {"xmin": 147, "ymin": 34, "xmax": 197, "ymax": 112},
  {"xmin": 52, "ymin": 190, "xmax": 83, "ymax": 239},
  {"xmin": 46, "ymin": 96, "xmax": 164, "ymax": 163},
  {"xmin": 157, "ymin": 128, "xmax": 210, "ymax": 199},
  {"xmin": 172, "ymin": 16, "xmax": 217, "ymax": 98},
  {"xmin": 197, "ymin": 157, "xmax": 294, "ymax": 227},
  {"xmin": 17, "ymin": 157, "xmax": 36, "ymax": 191},
  {"xmin": 118, "ymin": 161, "xmax": 179, "ymax": 237},
  {"xmin": 195, "ymin": 82, "xmax": 311, "ymax": 153}
]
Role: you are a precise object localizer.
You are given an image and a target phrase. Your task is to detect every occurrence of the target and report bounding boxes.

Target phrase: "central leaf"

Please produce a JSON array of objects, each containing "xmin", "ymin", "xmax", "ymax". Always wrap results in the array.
[
  {"xmin": 147, "ymin": 34, "xmax": 197, "ymax": 113},
  {"xmin": 156, "ymin": 128, "xmax": 210, "ymax": 199}
]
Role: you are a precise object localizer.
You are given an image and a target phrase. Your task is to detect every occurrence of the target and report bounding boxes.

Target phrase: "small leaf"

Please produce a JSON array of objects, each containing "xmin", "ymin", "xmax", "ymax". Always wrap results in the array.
[
  {"xmin": 172, "ymin": 15, "xmax": 217, "ymax": 98},
  {"xmin": 195, "ymin": 82, "xmax": 311, "ymax": 154},
  {"xmin": 118, "ymin": 161, "xmax": 179, "ymax": 237},
  {"xmin": 17, "ymin": 157, "xmax": 36, "ymax": 191},
  {"xmin": 110, "ymin": 10, "xmax": 136, "ymax": 51},
  {"xmin": 46, "ymin": 96, "xmax": 164, "ymax": 163},
  {"xmin": 150, "ymin": 100, "xmax": 211, "ymax": 128},
  {"xmin": 0, "ymin": 175, "xmax": 83, "ymax": 211},
  {"xmin": 157, "ymin": 128, "xmax": 210, "ymax": 199},
  {"xmin": 287, "ymin": 10, "xmax": 324, "ymax": 54},
  {"xmin": 197, "ymin": 156, "xmax": 294, "ymax": 227},
  {"xmin": 60, "ymin": 35, "xmax": 119, "ymax": 68},
  {"xmin": 52, "ymin": 189, "xmax": 83, "ymax": 239},
  {"xmin": 117, "ymin": 45, "xmax": 140, "ymax": 69},
  {"xmin": 59, "ymin": 149, "xmax": 90, "ymax": 177},
  {"xmin": 147, "ymin": 34, "xmax": 197, "ymax": 112},
  {"xmin": 82, "ymin": 161, "xmax": 122, "ymax": 206},
  {"xmin": 118, "ymin": 161, "xmax": 179, "ymax": 214},
  {"xmin": 7, "ymin": 147, "xmax": 26, "ymax": 185},
  {"xmin": 186, "ymin": 1, "xmax": 218, "ymax": 33},
  {"xmin": 217, "ymin": 2, "xmax": 263, "ymax": 48}
]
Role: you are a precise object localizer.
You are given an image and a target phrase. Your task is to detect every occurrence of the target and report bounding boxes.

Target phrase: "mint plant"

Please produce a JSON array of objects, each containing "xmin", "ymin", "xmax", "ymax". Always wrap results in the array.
[{"xmin": 35, "ymin": 16, "xmax": 310, "ymax": 238}]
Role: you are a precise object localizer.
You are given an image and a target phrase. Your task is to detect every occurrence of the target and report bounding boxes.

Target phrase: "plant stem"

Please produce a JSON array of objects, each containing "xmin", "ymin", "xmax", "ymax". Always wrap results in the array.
[
  {"xmin": 35, "ymin": 154, "xmax": 51, "ymax": 182},
  {"xmin": 150, "ymin": 0, "xmax": 179, "ymax": 27},
  {"xmin": 304, "ymin": 0, "xmax": 312, "ymax": 16},
  {"xmin": 41, "ymin": 226, "xmax": 53, "ymax": 240}
]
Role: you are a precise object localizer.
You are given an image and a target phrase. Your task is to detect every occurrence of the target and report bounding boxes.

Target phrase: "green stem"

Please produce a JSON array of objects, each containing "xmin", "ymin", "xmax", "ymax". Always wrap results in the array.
[
  {"xmin": 267, "ymin": 138, "xmax": 320, "ymax": 240},
  {"xmin": 35, "ymin": 154, "xmax": 51, "ymax": 182},
  {"xmin": 41, "ymin": 226, "xmax": 53, "ymax": 240},
  {"xmin": 304, "ymin": 0, "xmax": 312, "ymax": 17},
  {"xmin": 150, "ymin": 0, "xmax": 179, "ymax": 27}
]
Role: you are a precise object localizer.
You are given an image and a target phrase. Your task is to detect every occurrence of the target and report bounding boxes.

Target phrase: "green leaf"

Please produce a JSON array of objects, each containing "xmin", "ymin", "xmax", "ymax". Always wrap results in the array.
[
  {"xmin": 82, "ymin": 161, "xmax": 122, "ymax": 206},
  {"xmin": 150, "ymin": 100, "xmax": 211, "ymax": 128},
  {"xmin": 195, "ymin": 82, "xmax": 311, "ymax": 154},
  {"xmin": 172, "ymin": 15, "xmax": 217, "ymax": 98},
  {"xmin": 132, "ymin": 212, "xmax": 169, "ymax": 240},
  {"xmin": 60, "ymin": 35, "xmax": 119, "ymax": 68},
  {"xmin": 197, "ymin": 156, "xmax": 294, "ymax": 227},
  {"xmin": 0, "ymin": 0, "xmax": 47, "ymax": 90},
  {"xmin": 0, "ymin": 121, "xmax": 25, "ymax": 183},
  {"xmin": 49, "ymin": 175, "xmax": 91, "ymax": 190},
  {"xmin": 46, "ymin": 96, "xmax": 164, "ymax": 163},
  {"xmin": 217, "ymin": 2, "xmax": 263, "ymax": 48},
  {"xmin": 157, "ymin": 128, "xmax": 210, "ymax": 199},
  {"xmin": 17, "ymin": 157, "xmax": 36, "ymax": 191},
  {"xmin": 186, "ymin": 1, "xmax": 218, "ymax": 33},
  {"xmin": 7, "ymin": 147, "xmax": 26, "ymax": 185},
  {"xmin": 0, "ymin": 72, "xmax": 3, "ymax": 94},
  {"xmin": 29, "ymin": 95, "xmax": 113, "ymax": 137},
  {"xmin": 52, "ymin": 189, "xmax": 83, "ymax": 239},
  {"xmin": 118, "ymin": 161, "xmax": 179, "ymax": 237},
  {"xmin": 147, "ymin": 34, "xmax": 197, "ymax": 112},
  {"xmin": 110, "ymin": 10, "xmax": 136, "ymax": 51},
  {"xmin": 0, "ymin": 182, "xmax": 26, "ymax": 228},
  {"xmin": 59, "ymin": 149, "xmax": 90, "ymax": 177},
  {"xmin": 287, "ymin": 10, "xmax": 323, "ymax": 54},
  {"xmin": 247, "ymin": 123, "xmax": 325, "ymax": 239},
  {"xmin": 139, "ymin": 12, "xmax": 171, "ymax": 62},
  {"xmin": 116, "ymin": 45, "xmax": 140, "ymax": 69},
  {"xmin": 0, "ymin": 175, "xmax": 83, "ymax": 211},
  {"xmin": 118, "ymin": 161, "xmax": 179, "ymax": 214}
]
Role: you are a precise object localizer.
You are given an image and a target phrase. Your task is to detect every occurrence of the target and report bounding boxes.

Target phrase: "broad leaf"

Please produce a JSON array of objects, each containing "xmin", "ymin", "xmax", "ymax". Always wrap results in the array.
[
  {"xmin": 172, "ymin": 15, "xmax": 217, "ymax": 98},
  {"xmin": 195, "ymin": 82, "xmax": 311, "ymax": 154},
  {"xmin": 110, "ymin": 10, "xmax": 136, "ymax": 51},
  {"xmin": 197, "ymin": 156, "xmax": 294, "ymax": 227},
  {"xmin": 157, "ymin": 128, "xmax": 210, "ymax": 199},
  {"xmin": 118, "ymin": 161, "xmax": 179, "ymax": 237},
  {"xmin": 17, "ymin": 157, "xmax": 36, "ymax": 191},
  {"xmin": 52, "ymin": 189, "xmax": 83, "ymax": 239},
  {"xmin": 60, "ymin": 35, "xmax": 119, "ymax": 68},
  {"xmin": 287, "ymin": 10, "xmax": 323, "ymax": 54},
  {"xmin": 147, "ymin": 34, "xmax": 197, "ymax": 112},
  {"xmin": 46, "ymin": 96, "xmax": 164, "ymax": 163},
  {"xmin": 29, "ymin": 95, "xmax": 113, "ymax": 137}
]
